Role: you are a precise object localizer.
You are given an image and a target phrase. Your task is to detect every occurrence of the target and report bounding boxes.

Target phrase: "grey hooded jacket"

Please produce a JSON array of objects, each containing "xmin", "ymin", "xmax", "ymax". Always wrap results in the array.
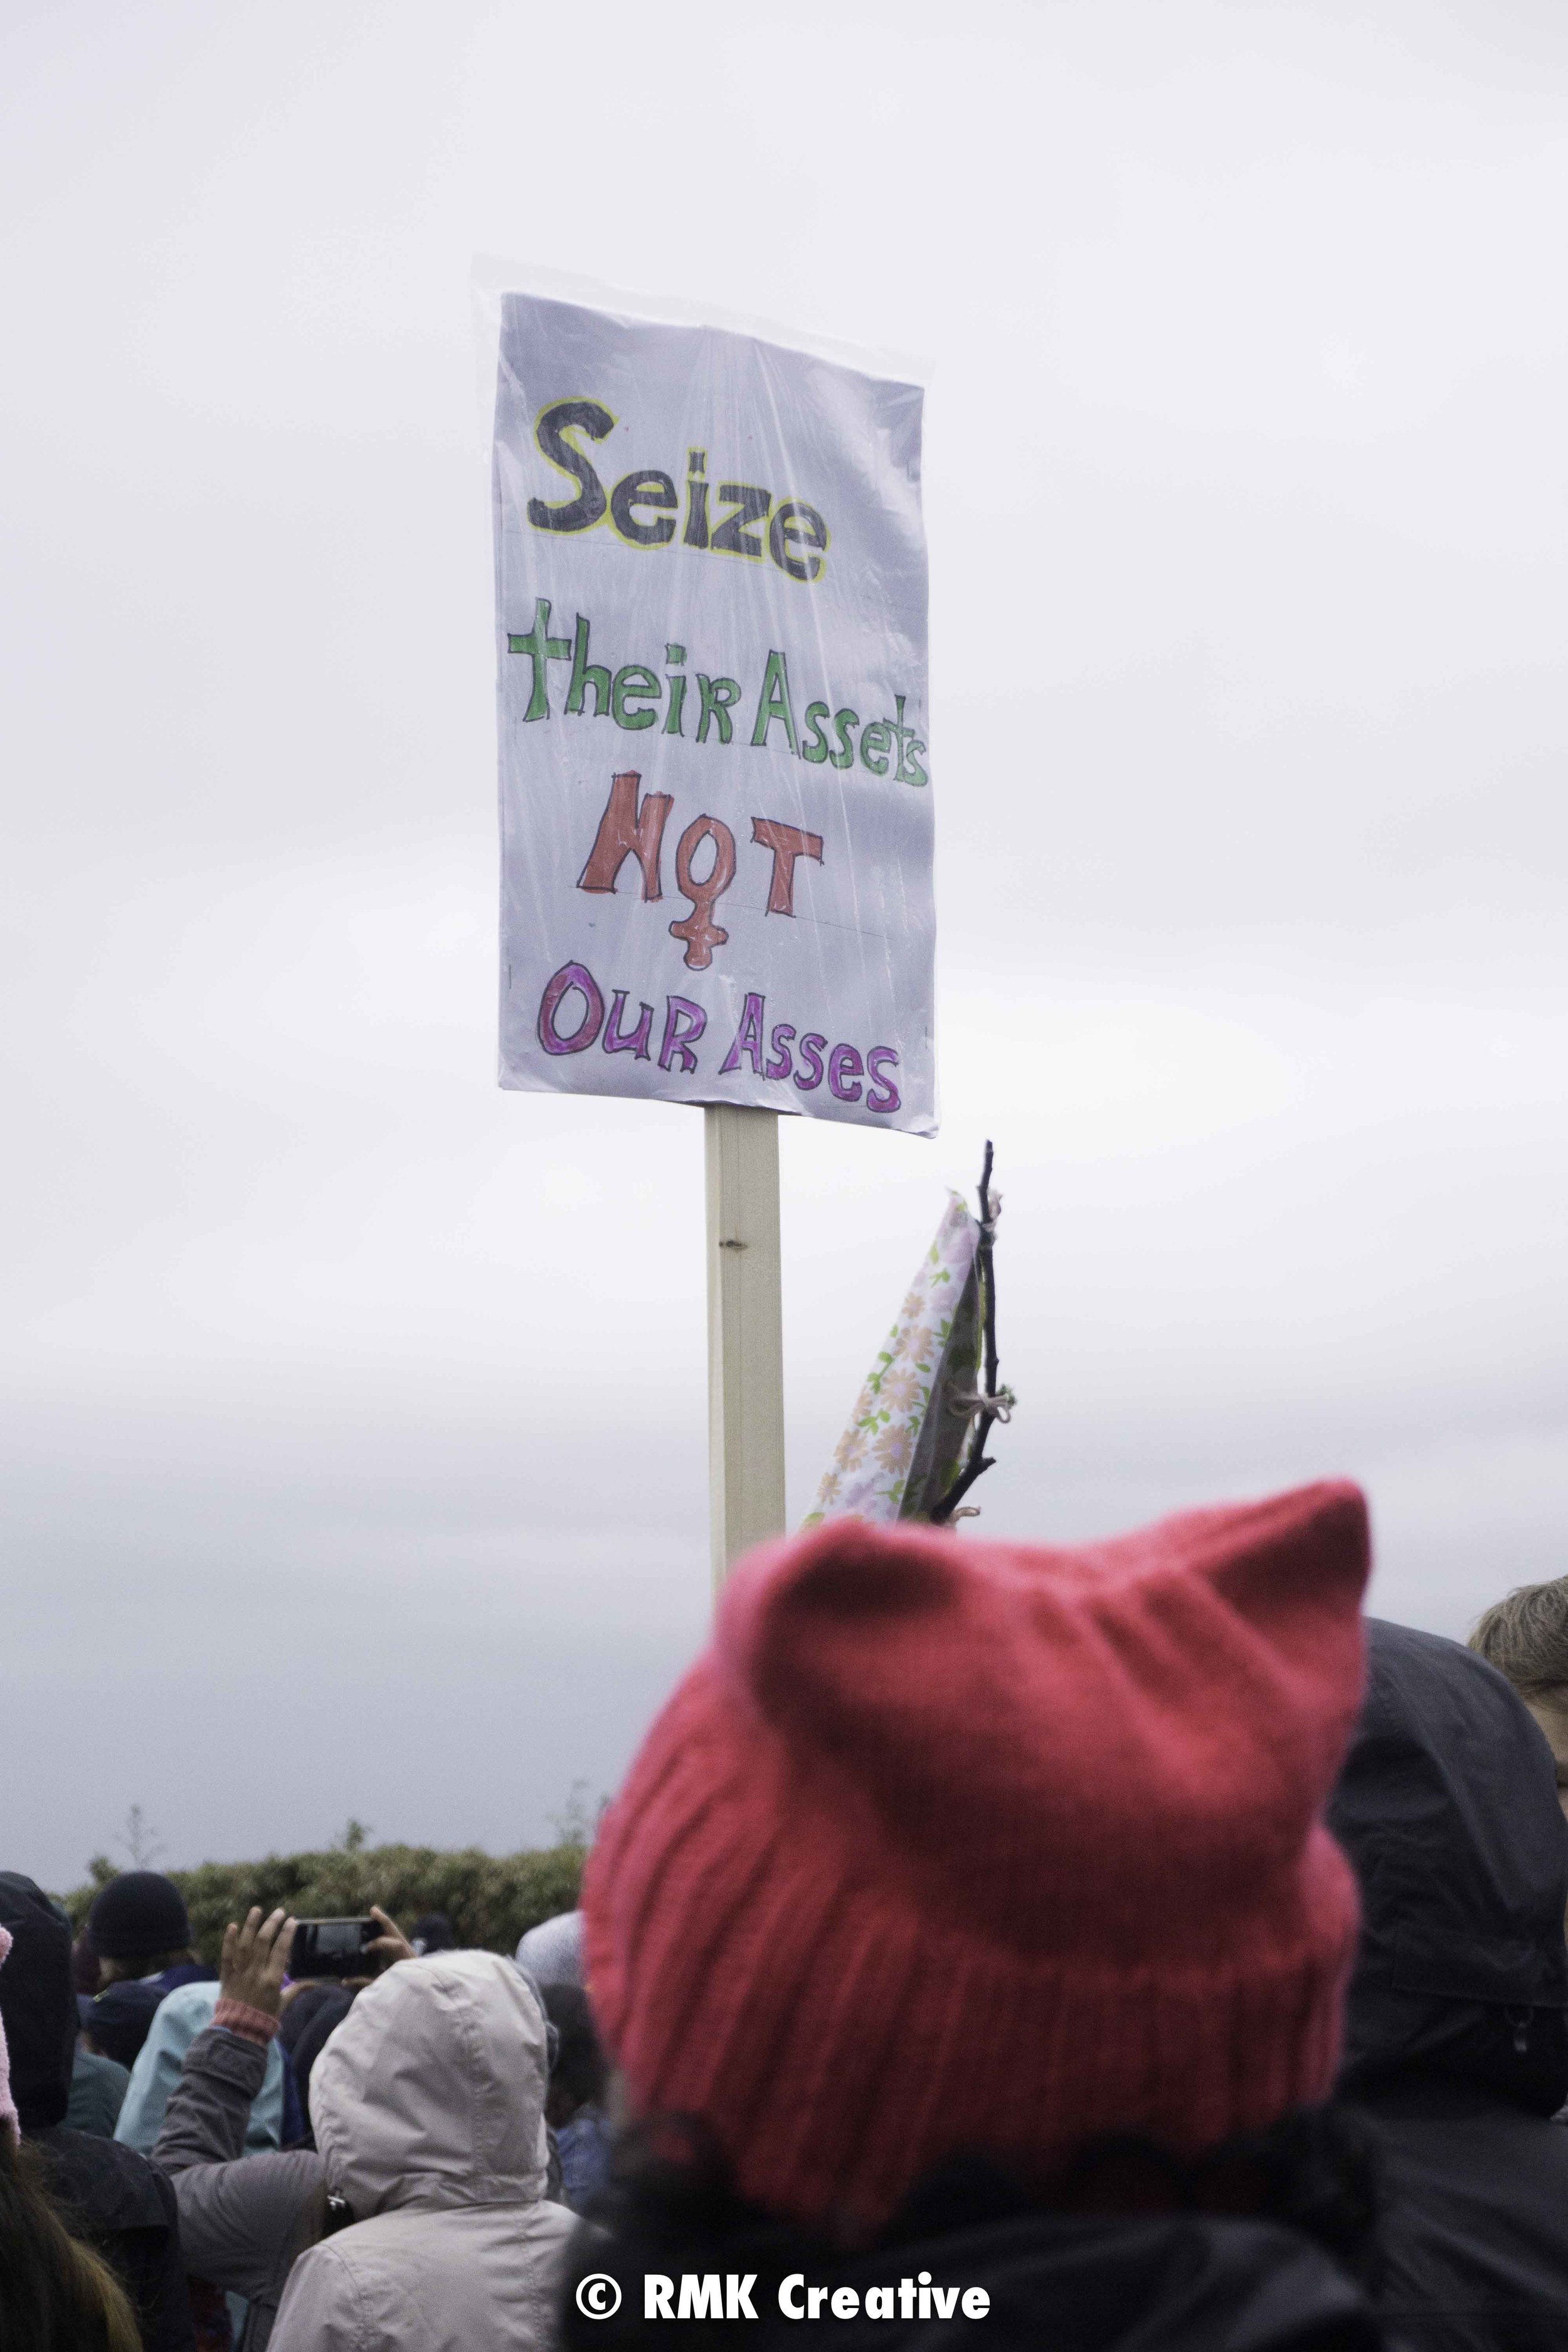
[{"xmin": 154, "ymin": 1952, "xmax": 574, "ymax": 2352}]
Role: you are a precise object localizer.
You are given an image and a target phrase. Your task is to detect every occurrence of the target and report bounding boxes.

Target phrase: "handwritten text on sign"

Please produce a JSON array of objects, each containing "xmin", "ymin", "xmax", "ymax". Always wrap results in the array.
[{"xmin": 494, "ymin": 295, "xmax": 934, "ymax": 1134}]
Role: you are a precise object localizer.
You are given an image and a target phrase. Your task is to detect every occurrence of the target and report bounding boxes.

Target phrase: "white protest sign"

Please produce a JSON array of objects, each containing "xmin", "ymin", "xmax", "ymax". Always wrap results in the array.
[{"xmin": 492, "ymin": 292, "xmax": 935, "ymax": 1135}]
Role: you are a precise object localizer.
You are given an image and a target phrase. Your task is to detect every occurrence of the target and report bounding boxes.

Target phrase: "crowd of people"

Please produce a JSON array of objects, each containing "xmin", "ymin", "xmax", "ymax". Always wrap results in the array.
[{"xmin": 6, "ymin": 1481, "xmax": 1568, "ymax": 2348}]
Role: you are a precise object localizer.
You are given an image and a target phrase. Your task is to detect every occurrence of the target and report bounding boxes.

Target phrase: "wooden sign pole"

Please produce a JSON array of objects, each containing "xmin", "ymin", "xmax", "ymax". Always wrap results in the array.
[{"xmin": 705, "ymin": 1103, "xmax": 787, "ymax": 1586}]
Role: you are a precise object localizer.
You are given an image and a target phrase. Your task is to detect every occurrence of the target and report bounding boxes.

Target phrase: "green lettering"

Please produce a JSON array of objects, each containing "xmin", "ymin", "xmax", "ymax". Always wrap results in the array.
[
  {"xmin": 891, "ymin": 694, "xmax": 921, "ymax": 783},
  {"xmin": 565, "ymin": 614, "xmax": 610, "ymax": 718},
  {"xmin": 800, "ymin": 700, "xmax": 832, "ymax": 765},
  {"xmin": 696, "ymin": 675, "xmax": 741, "ymax": 744},
  {"xmin": 750, "ymin": 649, "xmax": 799, "ymax": 755},
  {"xmin": 612, "ymin": 664, "xmax": 661, "ymax": 729},
  {"xmin": 859, "ymin": 719, "xmax": 893, "ymax": 776},
  {"xmin": 829, "ymin": 707, "xmax": 859, "ymax": 770},
  {"xmin": 506, "ymin": 596, "xmax": 571, "ymax": 722}
]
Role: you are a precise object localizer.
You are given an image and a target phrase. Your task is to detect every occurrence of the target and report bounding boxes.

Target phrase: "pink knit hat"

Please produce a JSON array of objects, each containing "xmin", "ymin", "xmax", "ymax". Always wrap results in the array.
[
  {"xmin": 0, "ymin": 1925, "xmax": 19, "ymax": 2144},
  {"xmin": 585, "ymin": 1481, "xmax": 1370, "ymax": 2232}
]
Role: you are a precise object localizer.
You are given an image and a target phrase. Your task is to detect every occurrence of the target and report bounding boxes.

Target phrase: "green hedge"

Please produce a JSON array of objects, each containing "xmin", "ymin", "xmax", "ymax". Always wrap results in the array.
[{"xmin": 59, "ymin": 1841, "xmax": 585, "ymax": 1965}]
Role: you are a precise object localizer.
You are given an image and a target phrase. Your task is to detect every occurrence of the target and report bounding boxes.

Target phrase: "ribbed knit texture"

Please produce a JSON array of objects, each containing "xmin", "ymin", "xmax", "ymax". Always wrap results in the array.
[
  {"xmin": 585, "ymin": 1481, "xmax": 1370, "ymax": 2233},
  {"xmin": 213, "ymin": 1997, "xmax": 279, "ymax": 2046}
]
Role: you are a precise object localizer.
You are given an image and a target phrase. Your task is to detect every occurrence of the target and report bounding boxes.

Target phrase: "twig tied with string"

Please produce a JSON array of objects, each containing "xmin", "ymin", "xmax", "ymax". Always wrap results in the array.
[{"xmin": 929, "ymin": 1139, "xmax": 1014, "ymax": 1524}]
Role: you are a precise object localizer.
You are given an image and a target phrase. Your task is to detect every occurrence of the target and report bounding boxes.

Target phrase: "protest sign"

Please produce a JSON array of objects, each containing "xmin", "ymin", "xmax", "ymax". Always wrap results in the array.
[{"xmin": 492, "ymin": 292, "xmax": 935, "ymax": 1136}]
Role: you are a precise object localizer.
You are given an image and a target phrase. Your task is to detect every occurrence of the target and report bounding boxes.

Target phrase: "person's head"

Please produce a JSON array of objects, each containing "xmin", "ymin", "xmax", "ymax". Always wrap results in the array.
[
  {"xmin": 514, "ymin": 1909, "xmax": 583, "ymax": 1989},
  {"xmin": 585, "ymin": 1482, "xmax": 1371, "ymax": 2237},
  {"xmin": 541, "ymin": 1981, "xmax": 608, "ymax": 2129},
  {"xmin": 77, "ymin": 1981, "xmax": 163, "ymax": 2072},
  {"xmin": 1469, "ymin": 1579, "xmax": 1568, "ymax": 1816},
  {"xmin": 84, "ymin": 1872, "xmax": 194, "ymax": 1987},
  {"xmin": 1329, "ymin": 1619, "xmax": 1568, "ymax": 2112},
  {"xmin": 309, "ymin": 1951, "xmax": 553, "ymax": 2217},
  {"xmin": 408, "ymin": 1913, "xmax": 457, "ymax": 1956},
  {"xmin": 0, "ymin": 1928, "xmax": 142, "ymax": 2351},
  {"xmin": 0, "ymin": 1876, "xmax": 78, "ymax": 2132}
]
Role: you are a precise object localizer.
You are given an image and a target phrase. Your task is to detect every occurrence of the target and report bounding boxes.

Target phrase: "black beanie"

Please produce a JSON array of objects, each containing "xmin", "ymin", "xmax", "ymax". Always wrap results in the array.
[
  {"xmin": 77, "ymin": 1979, "xmax": 164, "ymax": 2071},
  {"xmin": 0, "ymin": 1874, "xmax": 78, "ymax": 2131},
  {"xmin": 86, "ymin": 1871, "xmax": 191, "ymax": 1962}
]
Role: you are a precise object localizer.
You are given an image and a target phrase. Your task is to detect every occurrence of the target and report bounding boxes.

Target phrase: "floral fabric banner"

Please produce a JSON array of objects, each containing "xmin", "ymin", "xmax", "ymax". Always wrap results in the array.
[{"xmin": 805, "ymin": 1192, "xmax": 983, "ymax": 1525}]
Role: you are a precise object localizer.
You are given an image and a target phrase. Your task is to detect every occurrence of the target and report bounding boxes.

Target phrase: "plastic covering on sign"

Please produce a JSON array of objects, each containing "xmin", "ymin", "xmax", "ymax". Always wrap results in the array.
[{"xmin": 489, "ymin": 277, "xmax": 936, "ymax": 1135}]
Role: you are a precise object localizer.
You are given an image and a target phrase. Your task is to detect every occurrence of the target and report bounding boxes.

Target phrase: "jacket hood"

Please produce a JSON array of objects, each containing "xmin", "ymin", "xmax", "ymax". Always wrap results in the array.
[
  {"xmin": 0, "ymin": 1874, "xmax": 77, "ymax": 2129},
  {"xmin": 310, "ymin": 1950, "xmax": 551, "ymax": 2218},
  {"xmin": 1327, "ymin": 1618, "xmax": 1568, "ymax": 2112},
  {"xmin": 116, "ymin": 1979, "xmax": 285, "ymax": 2154}
]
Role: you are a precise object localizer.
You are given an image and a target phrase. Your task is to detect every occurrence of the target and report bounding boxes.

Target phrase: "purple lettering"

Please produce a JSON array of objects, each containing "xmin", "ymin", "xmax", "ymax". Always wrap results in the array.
[
  {"xmin": 866, "ymin": 1045, "xmax": 901, "ymax": 1113},
  {"xmin": 659, "ymin": 995, "xmax": 707, "ymax": 1073},
  {"xmin": 794, "ymin": 1032, "xmax": 826, "ymax": 1092},
  {"xmin": 719, "ymin": 990, "xmax": 766, "ymax": 1076},
  {"xmin": 536, "ymin": 961, "xmax": 605, "ymax": 1056},
  {"xmin": 766, "ymin": 1022, "xmax": 795, "ymax": 1081},
  {"xmin": 602, "ymin": 988, "xmax": 654, "ymax": 1060},
  {"xmin": 827, "ymin": 1042, "xmax": 864, "ymax": 1102}
]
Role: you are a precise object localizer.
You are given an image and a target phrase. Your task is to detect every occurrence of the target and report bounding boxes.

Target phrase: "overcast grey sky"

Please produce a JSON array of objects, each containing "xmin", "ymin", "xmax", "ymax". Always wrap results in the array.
[{"xmin": 3, "ymin": 0, "xmax": 1565, "ymax": 1889}]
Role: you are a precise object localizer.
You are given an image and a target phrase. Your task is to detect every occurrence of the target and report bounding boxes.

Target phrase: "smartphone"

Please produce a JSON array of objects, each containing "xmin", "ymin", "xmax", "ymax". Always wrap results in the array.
[{"xmin": 290, "ymin": 1917, "xmax": 378, "ymax": 1979}]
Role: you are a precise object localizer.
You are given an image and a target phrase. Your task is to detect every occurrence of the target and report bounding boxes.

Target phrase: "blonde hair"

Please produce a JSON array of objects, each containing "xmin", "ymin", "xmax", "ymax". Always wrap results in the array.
[
  {"xmin": 1470, "ymin": 1577, "xmax": 1568, "ymax": 1702},
  {"xmin": 0, "ymin": 2130, "xmax": 142, "ymax": 2352}
]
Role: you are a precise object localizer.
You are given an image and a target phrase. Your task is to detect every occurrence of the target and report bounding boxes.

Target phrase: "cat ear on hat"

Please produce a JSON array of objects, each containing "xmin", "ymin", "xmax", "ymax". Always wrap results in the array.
[
  {"xmin": 718, "ymin": 1516, "xmax": 972, "ymax": 1714},
  {"xmin": 1186, "ymin": 1480, "xmax": 1371, "ymax": 1756}
]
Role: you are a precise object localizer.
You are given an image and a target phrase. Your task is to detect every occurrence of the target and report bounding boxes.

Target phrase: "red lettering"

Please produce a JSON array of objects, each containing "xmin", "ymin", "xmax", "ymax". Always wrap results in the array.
[
  {"xmin": 669, "ymin": 815, "xmax": 736, "ymax": 969},
  {"xmin": 577, "ymin": 770, "xmax": 672, "ymax": 900},
  {"xmin": 751, "ymin": 817, "xmax": 824, "ymax": 916}
]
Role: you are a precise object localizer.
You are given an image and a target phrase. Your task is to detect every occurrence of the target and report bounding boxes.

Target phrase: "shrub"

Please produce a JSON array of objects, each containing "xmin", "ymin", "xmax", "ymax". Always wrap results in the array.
[{"xmin": 58, "ymin": 1840, "xmax": 585, "ymax": 1964}]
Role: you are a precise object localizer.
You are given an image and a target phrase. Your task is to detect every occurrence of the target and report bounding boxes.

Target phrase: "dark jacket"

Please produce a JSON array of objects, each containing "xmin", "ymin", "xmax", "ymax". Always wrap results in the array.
[
  {"xmin": 0, "ymin": 1871, "xmax": 196, "ymax": 2352},
  {"xmin": 560, "ymin": 2143, "xmax": 1387, "ymax": 2351},
  {"xmin": 1327, "ymin": 1618, "xmax": 1568, "ymax": 2351},
  {"xmin": 34, "ymin": 2127, "xmax": 198, "ymax": 2352},
  {"xmin": 277, "ymin": 1984, "xmax": 354, "ymax": 2141},
  {"xmin": 68, "ymin": 2042, "xmax": 132, "ymax": 2136}
]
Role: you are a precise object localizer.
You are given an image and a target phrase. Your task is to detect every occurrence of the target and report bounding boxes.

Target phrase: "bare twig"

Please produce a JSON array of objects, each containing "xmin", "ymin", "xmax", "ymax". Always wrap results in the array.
[
  {"xmin": 117, "ymin": 1803, "xmax": 166, "ymax": 1870},
  {"xmin": 930, "ymin": 1140, "xmax": 1008, "ymax": 1525}
]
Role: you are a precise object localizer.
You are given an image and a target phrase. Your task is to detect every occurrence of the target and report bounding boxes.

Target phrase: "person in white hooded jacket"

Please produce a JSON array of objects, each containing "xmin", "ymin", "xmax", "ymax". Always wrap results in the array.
[{"xmin": 154, "ymin": 1909, "xmax": 574, "ymax": 2352}]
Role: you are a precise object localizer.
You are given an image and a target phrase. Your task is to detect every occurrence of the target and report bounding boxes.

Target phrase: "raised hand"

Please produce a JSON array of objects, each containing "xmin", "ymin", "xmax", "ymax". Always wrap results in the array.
[{"xmin": 220, "ymin": 1906, "xmax": 297, "ymax": 2016}]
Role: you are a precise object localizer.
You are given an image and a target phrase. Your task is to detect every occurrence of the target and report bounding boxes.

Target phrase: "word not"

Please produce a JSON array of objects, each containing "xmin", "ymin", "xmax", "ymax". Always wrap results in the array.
[
  {"xmin": 578, "ymin": 771, "xmax": 821, "ymax": 972},
  {"xmin": 527, "ymin": 400, "xmax": 829, "ymax": 584},
  {"xmin": 534, "ymin": 963, "xmax": 902, "ymax": 1113},
  {"xmin": 507, "ymin": 603, "xmax": 928, "ymax": 787},
  {"xmin": 637, "ymin": 2274, "xmax": 991, "ymax": 2322}
]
